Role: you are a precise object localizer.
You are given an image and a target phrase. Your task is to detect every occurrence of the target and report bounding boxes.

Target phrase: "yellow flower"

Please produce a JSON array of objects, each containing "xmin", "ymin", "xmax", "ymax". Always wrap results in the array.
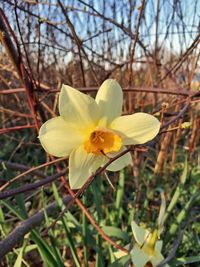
[
  {"xmin": 38, "ymin": 79, "xmax": 160, "ymax": 189},
  {"xmin": 131, "ymin": 221, "xmax": 169, "ymax": 267},
  {"xmin": 181, "ymin": 122, "xmax": 191, "ymax": 129}
]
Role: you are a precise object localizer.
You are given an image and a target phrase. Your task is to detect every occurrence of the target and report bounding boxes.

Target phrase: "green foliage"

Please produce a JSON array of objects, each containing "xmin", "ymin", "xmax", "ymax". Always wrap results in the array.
[{"xmin": 0, "ymin": 137, "xmax": 199, "ymax": 266}]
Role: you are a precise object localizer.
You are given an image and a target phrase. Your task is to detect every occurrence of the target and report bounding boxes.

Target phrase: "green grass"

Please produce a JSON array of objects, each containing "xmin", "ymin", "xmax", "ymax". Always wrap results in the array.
[{"xmin": 0, "ymin": 131, "xmax": 200, "ymax": 266}]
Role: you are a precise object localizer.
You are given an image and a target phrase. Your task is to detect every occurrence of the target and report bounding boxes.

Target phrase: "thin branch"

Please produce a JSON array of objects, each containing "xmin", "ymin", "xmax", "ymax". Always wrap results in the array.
[
  {"xmin": 0, "ymin": 169, "xmax": 67, "ymax": 199},
  {"xmin": 1, "ymin": 87, "xmax": 197, "ymax": 96},
  {"xmin": 57, "ymin": 177, "xmax": 129, "ymax": 255},
  {"xmin": 129, "ymin": 0, "xmax": 145, "ymax": 85},
  {"xmin": 0, "ymin": 195, "xmax": 72, "ymax": 259},
  {"xmin": 161, "ymin": 101, "xmax": 190, "ymax": 129},
  {"xmin": 159, "ymin": 33, "xmax": 200, "ymax": 82},
  {"xmin": 0, "ymin": 157, "xmax": 66, "ymax": 191},
  {"xmin": 0, "ymin": 8, "xmax": 40, "ymax": 132},
  {"xmin": 0, "ymin": 125, "xmax": 36, "ymax": 134},
  {"xmin": 44, "ymin": 147, "xmax": 133, "ymax": 233},
  {"xmin": 157, "ymin": 227, "xmax": 184, "ymax": 267},
  {"xmin": 0, "ymin": 159, "xmax": 46, "ymax": 178},
  {"xmin": 57, "ymin": 0, "xmax": 99, "ymax": 85}
]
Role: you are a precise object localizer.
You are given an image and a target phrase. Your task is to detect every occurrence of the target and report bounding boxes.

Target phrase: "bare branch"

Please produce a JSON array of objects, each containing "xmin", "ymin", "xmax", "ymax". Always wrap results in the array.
[{"xmin": 0, "ymin": 195, "xmax": 72, "ymax": 259}]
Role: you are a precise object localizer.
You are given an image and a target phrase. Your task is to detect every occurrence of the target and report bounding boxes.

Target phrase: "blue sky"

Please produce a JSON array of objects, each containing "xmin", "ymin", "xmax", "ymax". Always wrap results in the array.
[{"xmin": 3, "ymin": 0, "xmax": 199, "ymax": 70}]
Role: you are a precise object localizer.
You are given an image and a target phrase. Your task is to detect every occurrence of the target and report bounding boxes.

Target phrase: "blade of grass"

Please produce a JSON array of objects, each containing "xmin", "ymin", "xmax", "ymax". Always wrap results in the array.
[
  {"xmin": 52, "ymin": 183, "xmax": 81, "ymax": 267},
  {"xmin": 170, "ymin": 255, "xmax": 200, "ymax": 266},
  {"xmin": 0, "ymin": 204, "xmax": 8, "ymax": 236},
  {"xmin": 15, "ymin": 192, "xmax": 28, "ymax": 219},
  {"xmin": 42, "ymin": 192, "xmax": 65, "ymax": 267},
  {"xmin": 82, "ymin": 194, "xmax": 89, "ymax": 267},
  {"xmin": 108, "ymin": 254, "xmax": 131, "ymax": 267},
  {"xmin": 1, "ymin": 199, "xmax": 59, "ymax": 267},
  {"xmin": 31, "ymin": 230, "xmax": 58, "ymax": 267},
  {"xmin": 115, "ymin": 170, "xmax": 125, "ymax": 223},
  {"xmin": 108, "ymin": 245, "xmax": 115, "ymax": 264},
  {"xmin": 169, "ymin": 189, "xmax": 200, "ymax": 237},
  {"xmin": 163, "ymin": 157, "xmax": 188, "ymax": 224},
  {"xmin": 101, "ymin": 226, "xmax": 129, "ymax": 243},
  {"xmin": 13, "ymin": 238, "xmax": 28, "ymax": 267},
  {"xmin": 91, "ymin": 177, "xmax": 105, "ymax": 267}
]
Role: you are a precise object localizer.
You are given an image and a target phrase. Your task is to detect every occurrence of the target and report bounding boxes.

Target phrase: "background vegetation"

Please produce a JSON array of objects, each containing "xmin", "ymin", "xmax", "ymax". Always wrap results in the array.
[{"xmin": 0, "ymin": 0, "xmax": 199, "ymax": 266}]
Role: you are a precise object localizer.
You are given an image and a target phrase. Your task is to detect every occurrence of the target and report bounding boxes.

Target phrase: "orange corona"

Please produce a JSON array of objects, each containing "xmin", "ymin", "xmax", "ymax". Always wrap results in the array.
[{"xmin": 84, "ymin": 128, "xmax": 122, "ymax": 155}]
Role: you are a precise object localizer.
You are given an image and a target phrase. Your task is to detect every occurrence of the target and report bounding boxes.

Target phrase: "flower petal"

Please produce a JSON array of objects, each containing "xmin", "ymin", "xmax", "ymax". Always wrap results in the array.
[
  {"xmin": 130, "ymin": 244, "xmax": 149, "ymax": 267},
  {"xmin": 38, "ymin": 116, "xmax": 83, "ymax": 157},
  {"xmin": 155, "ymin": 240, "xmax": 163, "ymax": 252},
  {"xmin": 131, "ymin": 221, "xmax": 149, "ymax": 246},
  {"xmin": 106, "ymin": 149, "xmax": 132, "ymax": 171},
  {"xmin": 110, "ymin": 113, "xmax": 160, "ymax": 145},
  {"xmin": 59, "ymin": 84, "xmax": 100, "ymax": 129},
  {"xmin": 69, "ymin": 145, "xmax": 106, "ymax": 189},
  {"xmin": 114, "ymin": 244, "xmax": 131, "ymax": 259},
  {"xmin": 150, "ymin": 250, "xmax": 165, "ymax": 266},
  {"xmin": 95, "ymin": 79, "xmax": 123, "ymax": 125}
]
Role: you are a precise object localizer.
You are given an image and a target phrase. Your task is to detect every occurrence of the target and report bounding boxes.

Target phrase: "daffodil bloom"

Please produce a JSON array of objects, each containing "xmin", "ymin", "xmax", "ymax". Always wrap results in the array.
[
  {"xmin": 39, "ymin": 79, "xmax": 160, "ymax": 189},
  {"xmin": 130, "ymin": 221, "xmax": 169, "ymax": 267}
]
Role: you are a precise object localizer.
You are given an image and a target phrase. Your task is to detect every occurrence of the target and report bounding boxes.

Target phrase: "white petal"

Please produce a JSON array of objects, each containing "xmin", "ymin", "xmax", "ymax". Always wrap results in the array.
[
  {"xmin": 131, "ymin": 221, "xmax": 149, "ymax": 246},
  {"xmin": 150, "ymin": 250, "xmax": 165, "ymax": 266},
  {"xmin": 69, "ymin": 145, "xmax": 106, "ymax": 189},
  {"xmin": 114, "ymin": 244, "xmax": 131, "ymax": 259},
  {"xmin": 106, "ymin": 148, "xmax": 132, "ymax": 171},
  {"xmin": 95, "ymin": 79, "xmax": 123, "ymax": 125},
  {"xmin": 130, "ymin": 245, "xmax": 149, "ymax": 267},
  {"xmin": 38, "ymin": 117, "xmax": 83, "ymax": 157},
  {"xmin": 110, "ymin": 113, "xmax": 160, "ymax": 145},
  {"xmin": 155, "ymin": 240, "xmax": 163, "ymax": 252},
  {"xmin": 59, "ymin": 84, "xmax": 100, "ymax": 129}
]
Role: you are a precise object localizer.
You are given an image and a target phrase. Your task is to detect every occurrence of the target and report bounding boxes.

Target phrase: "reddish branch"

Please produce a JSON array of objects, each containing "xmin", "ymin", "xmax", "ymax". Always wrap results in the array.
[
  {"xmin": 0, "ymin": 2, "xmax": 199, "ymax": 262},
  {"xmin": 129, "ymin": 0, "xmax": 146, "ymax": 85},
  {"xmin": 159, "ymin": 34, "xmax": 200, "ymax": 82},
  {"xmin": 0, "ymin": 157, "xmax": 66, "ymax": 191},
  {"xmin": 0, "ymin": 8, "xmax": 40, "ymax": 132},
  {"xmin": 1, "ymin": 86, "xmax": 198, "ymax": 96},
  {"xmin": 0, "ymin": 124, "xmax": 36, "ymax": 134},
  {"xmin": 57, "ymin": 0, "xmax": 99, "ymax": 85}
]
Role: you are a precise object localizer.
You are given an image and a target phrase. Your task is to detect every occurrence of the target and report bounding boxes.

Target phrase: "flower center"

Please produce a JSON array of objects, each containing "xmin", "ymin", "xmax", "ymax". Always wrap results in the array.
[{"xmin": 84, "ymin": 128, "xmax": 122, "ymax": 155}]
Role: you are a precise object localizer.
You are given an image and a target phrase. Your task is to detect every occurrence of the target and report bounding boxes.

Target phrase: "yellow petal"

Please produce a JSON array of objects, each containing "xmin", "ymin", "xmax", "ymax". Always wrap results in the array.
[
  {"xmin": 110, "ymin": 113, "xmax": 160, "ymax": 145},
  {"xmin": 69, "ymin": 145, "xmax": 106, "ymax": 189},
  {"xmin": 130, "ymin": 244, "xmax": 150, "ymax": 267},
  {"xmin": 59, "ymin": 84, "xmax": 100, "ymax": 129},
  {"xmin": 131, "ymin": 221, "xmax": 149, "ymax": 246},
  {"xmin": 106, "ymin": 148, "xmax": 132, "ymax": 171},
  {"xmin": 95, "ymin": 79, "xmax": 123, "ymax": 125},
  {"xmin": 38, "ymin": 117, "xmax": 83, "ymax": 157}
]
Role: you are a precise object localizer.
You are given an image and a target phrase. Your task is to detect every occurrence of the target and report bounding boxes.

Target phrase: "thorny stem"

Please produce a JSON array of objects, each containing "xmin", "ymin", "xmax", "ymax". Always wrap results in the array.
[
  {"xmin": 129, "ymin": 0, "xmax": 146, "ymax": 86},
  {"xmin": 0, "ymin": 8, "xmax": 40, "ymax": 132},
  {"xmin": 0, "ymin": 2, "xmax": 199, "ymax": 263},
  {"xmin": 46, "ymin": 149, "xmax": 132, "ymax": 254},
  {"xmin": 0, "ymin": 157, "xmax": 66, "ymax": 191},
  {"xmin": 0, "ymin": 169, "xmax": 68, "ymax": 200},
  {"xmin": 1, "ymin": 86, "xmax": 199, "ymax": 96},
  {"xmin": 44, "ymin": 147, "xmax": 132, "ymax": 233},
  {"xmin": 61, "ymin": 180, "xmax": 129, "ymax": 254}
]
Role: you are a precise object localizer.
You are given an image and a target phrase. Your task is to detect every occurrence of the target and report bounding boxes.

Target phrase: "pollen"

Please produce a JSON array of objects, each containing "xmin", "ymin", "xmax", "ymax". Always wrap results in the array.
[{"xmin": 84, "ymin": 128, "xmax": 122, "ymax": 155}]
